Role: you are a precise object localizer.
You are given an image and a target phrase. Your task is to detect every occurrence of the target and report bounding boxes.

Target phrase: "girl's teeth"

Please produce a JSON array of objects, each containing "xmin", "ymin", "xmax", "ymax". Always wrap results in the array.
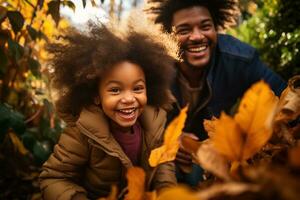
[{"xmin": 119, "ymin": 108, "xmax": 135, "ymax": 114}]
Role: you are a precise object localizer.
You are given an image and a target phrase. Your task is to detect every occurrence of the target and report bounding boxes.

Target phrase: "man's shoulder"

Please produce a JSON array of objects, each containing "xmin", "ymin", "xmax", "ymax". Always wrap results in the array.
[{"xmin": 217, "ymin": 34, "xmax": 256, "ymax": 61}]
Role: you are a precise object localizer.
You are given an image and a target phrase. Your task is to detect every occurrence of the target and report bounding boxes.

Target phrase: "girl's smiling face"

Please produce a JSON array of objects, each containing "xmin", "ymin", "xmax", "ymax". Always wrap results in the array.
[{"xmin": 98, "ymin": 61, "xmax": 147, "ymax": 132}]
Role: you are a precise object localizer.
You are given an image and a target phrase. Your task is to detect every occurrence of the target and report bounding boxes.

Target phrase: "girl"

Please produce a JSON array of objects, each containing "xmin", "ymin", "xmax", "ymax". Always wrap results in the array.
[{"xmin": 39, "ymin": 16, "xmax": 178, "ymax": 200}]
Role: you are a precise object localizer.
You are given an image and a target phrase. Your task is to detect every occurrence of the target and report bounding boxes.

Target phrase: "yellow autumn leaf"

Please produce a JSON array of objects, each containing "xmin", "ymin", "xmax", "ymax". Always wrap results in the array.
[
  {"xmin": 157, "ymin": 186, "xmax": 199, "ymax": 200},
  {"xmin": 212, "ymin": 113, "xmax": 244, "ymax": 161},
  {"xmin": 234, "ymin": 80, "xmax": 278, "ymax": 160},
  {"xmin": 203, "ymin": 116, "xmax": 218, "ymax": 138},
  {"xmin": 149, "ymin": 106, "xmax": 188, "ymax": 167},
  {"xmin": 125, "ymin": 167, "xmax": 146, "ymax": 200},
  {"xmin": 211, "ymin": 81, "xmax": 278, "ymax": 162}
]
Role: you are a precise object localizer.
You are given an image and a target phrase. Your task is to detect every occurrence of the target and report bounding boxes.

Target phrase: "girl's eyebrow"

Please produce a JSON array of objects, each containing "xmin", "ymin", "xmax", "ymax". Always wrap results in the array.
[{"xmin": 105, "ymin": 78, "xmax": 145, "ymax": 86}]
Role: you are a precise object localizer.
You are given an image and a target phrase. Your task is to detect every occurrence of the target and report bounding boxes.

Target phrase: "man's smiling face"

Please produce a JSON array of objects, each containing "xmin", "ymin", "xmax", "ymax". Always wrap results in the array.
[{"xmin": 172, "ymin": 6, "xmax": 217, "ymax": 68}]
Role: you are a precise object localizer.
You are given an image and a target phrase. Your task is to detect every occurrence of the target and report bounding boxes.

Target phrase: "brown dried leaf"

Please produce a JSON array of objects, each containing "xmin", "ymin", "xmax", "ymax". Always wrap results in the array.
[
  {"xmin": 195, "ymin": 140, "xmax": 231, "ymax": 181},
  {"xmin": 276, "ymin": 75, "xmax": 300, "ymax": 123},
  {"xmin": 288, "ymin": 145, "xmax": 300, "ymax": 168}
]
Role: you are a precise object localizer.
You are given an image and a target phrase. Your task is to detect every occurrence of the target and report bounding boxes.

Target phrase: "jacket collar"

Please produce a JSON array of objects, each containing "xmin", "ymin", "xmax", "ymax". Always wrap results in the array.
[{"xmin": 75, "ymin": 105, "xmax": 166, "ymax": 167}]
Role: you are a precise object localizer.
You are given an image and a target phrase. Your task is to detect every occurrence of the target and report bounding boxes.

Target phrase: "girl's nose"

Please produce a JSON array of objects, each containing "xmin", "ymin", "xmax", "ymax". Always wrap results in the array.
[{"xmin": 120, "ymin": 93, "xmax": 135, "ymax": 104}]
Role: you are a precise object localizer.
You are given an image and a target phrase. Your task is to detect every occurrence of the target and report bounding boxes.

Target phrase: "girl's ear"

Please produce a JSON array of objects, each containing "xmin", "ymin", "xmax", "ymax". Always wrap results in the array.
[{"xmin": 94, "ymin": 96, "xmax": 101, "ymax": 105}]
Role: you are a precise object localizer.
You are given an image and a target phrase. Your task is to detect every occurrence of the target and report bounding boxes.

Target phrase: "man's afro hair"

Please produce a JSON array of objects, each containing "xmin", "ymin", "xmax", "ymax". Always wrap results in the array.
[{"xmin": 154, "ymin": 0, "xmax": 240, "ymax": 32}]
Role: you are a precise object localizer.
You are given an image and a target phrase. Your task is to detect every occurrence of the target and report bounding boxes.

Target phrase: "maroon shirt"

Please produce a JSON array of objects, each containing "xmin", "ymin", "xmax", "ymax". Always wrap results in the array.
[{"xmin": 112, "ymin": 122, "xmax": 142, "ymax": 165}]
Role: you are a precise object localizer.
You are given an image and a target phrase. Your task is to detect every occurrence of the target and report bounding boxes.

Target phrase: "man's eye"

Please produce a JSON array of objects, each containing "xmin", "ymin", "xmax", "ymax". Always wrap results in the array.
[
  {"xmin": 202, "ymin": 24, "xmax": 212, "ymax": 30},
  {"xmin": 176, "ymin": 29, "xmax": 190, "ymax": 35}
]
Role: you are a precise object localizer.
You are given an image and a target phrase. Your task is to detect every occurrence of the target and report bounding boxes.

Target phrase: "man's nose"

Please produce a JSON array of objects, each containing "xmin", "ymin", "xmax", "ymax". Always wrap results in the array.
[{"xmin": 189, "ymin": 27, "xmax": 204, "ymax": 41}]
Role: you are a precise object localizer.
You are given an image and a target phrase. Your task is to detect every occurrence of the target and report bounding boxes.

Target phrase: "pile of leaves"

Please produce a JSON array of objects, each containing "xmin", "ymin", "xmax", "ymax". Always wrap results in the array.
[{"xmin": 100, "ymin": 75, "xmax": 300, "ymax": 200}]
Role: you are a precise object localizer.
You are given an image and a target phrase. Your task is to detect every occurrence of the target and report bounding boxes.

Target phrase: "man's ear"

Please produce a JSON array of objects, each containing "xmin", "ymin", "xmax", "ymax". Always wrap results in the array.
[{"xmin": 94, "ymin": 96, "xmax": 101, "ymax": 105}]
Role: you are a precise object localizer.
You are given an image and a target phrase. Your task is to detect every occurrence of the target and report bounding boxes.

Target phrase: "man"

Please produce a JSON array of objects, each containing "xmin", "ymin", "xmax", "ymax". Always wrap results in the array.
[{"xmin": 153, "ymin": 0, "xmax": 286, "ymax": 186}]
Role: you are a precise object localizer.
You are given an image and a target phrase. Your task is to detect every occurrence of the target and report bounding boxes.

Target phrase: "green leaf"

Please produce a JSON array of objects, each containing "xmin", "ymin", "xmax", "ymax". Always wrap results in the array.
[
  {"xmin": 21, "ymin": 131, "xmax": 37, "ymax": 152},
  {"xmin": 82, "ymin": 0, "xmax": 86, "ymax": 8},
  {"xmin": 28, "ymin": 57, "xmax": 41, "ymax": 77},
  {"xmin": 8, "ymin": 38, "xmax": 24, "ymax": 61},
  {"xmin": 0, "ymin": 6, "xmax": 7, "ymax": 24},
  {"xmin": 0, "ymin": 29, "xmax": 11, "ymax": 44},
  {"xmin": 26, "ymin": 25, "xmax": 39, "ymax": 40},
  {"xmin": 47, "ymin": 0, "xmax": 60, "ymax": 25},
  {"xmin": 62, "ymin": 1, "xmax": 76, "ymax": 12},
  {"xmin": 7, "ymin": 11, "xmax": 24, "ymax": 34},
  {"xmin": 0, "ymin": 103, "xmax": 26, "ymax": 138},
  {"xmin": 33, "ymin": 140, "xmax": 53, "ymax": 164},
  {"xmin": 0, "ymin": 47, "xmax": 8, "ymax": 72}
]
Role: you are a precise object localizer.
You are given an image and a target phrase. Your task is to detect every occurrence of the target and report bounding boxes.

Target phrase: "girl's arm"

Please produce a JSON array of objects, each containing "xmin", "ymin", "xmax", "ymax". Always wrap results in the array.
[{"xmin": 39, "ymin": 125, "xmax": 89, "ymax": 200}]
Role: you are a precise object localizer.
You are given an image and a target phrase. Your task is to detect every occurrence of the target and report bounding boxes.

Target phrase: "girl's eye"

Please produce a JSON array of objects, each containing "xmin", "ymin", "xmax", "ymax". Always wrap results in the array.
[
  {"xmin": 108, "ymin": 88, "xmax": 120, "ymax": 94},
  {"xmin": 133, "ymin": 85, "xmax": 145, "ymax": 93}
]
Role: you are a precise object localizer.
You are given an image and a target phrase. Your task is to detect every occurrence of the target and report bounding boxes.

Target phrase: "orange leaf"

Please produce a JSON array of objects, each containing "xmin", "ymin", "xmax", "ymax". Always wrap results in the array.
[
  {"xmin": 212, "ymin": 112, "xmax": 244, "ymax": 161},
  {"xmin": 149, "ymin": 106, "xmax": 188, "ymax": 167},
  {"xmin": 157, "ymin": 186, "xmax": 199, "ymax": 200},
  {"xmin": 211, "ymin": 81, "xmax": 278, "ymax": 162},
  {"xmin": 125, "ymin": 167, "xmax": 145, "ymax": 200},
  {"xmin": 234, "ymin": 80, "xmax": 278, "ymax": 160},
  {"xmin": 203, "ymin": 116, "xmax": 218, "ymax": 138}
]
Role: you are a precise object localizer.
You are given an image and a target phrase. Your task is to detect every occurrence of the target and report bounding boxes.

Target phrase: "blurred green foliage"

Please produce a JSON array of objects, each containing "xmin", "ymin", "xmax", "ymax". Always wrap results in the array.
[{"xmin": 229, "ymin": 0, "xmax": 300, "ymax": 80}]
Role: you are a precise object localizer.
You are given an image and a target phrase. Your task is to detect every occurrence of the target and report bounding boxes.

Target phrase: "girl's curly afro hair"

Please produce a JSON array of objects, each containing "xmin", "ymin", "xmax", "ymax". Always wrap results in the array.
[
  {"xmin": 48, "ymin": 12, "xmax": 178, "ymax": 118},
  {"xmin": 154, "ymin": 0, "xmax": 240, "ymax": 32}
]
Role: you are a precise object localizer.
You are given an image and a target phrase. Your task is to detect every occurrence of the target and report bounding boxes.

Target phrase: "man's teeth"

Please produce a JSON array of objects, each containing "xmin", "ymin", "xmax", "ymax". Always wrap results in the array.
[{"xmin": 188, "ymin": 46, "xmax": 207, "ymax": 52}]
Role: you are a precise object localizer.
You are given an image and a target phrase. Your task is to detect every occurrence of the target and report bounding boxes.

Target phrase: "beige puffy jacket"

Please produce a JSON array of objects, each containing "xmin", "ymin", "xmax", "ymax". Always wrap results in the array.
[{"xmin": 39, "ymin": 105, "xmax": 176, "ymax": 199}]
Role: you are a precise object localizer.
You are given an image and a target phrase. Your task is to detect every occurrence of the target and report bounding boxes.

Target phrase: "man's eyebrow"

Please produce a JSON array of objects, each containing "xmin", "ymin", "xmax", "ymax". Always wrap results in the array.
[{"xmin": 201, "ymin": 19, "xmax": 213, "ymax": 24}]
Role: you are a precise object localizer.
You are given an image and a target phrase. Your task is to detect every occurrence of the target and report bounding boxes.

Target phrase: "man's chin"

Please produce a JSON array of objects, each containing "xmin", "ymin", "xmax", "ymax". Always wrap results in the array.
[{"xmin": 186, "ymin": 60, "xmax": 209, "ymax": 69}]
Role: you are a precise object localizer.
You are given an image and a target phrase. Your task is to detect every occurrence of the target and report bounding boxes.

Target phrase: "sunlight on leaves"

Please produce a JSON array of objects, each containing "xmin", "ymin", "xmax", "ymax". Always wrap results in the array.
[{"xmin": 149, "ymin": 106, "xmax": 188, "ymax": 167}]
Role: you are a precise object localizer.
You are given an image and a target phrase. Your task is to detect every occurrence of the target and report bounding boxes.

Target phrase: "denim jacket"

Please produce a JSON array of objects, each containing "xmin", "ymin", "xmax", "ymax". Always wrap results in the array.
[{"xmin": 168, "ymin": 34, "xmax": 287, "ymax": 140}]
